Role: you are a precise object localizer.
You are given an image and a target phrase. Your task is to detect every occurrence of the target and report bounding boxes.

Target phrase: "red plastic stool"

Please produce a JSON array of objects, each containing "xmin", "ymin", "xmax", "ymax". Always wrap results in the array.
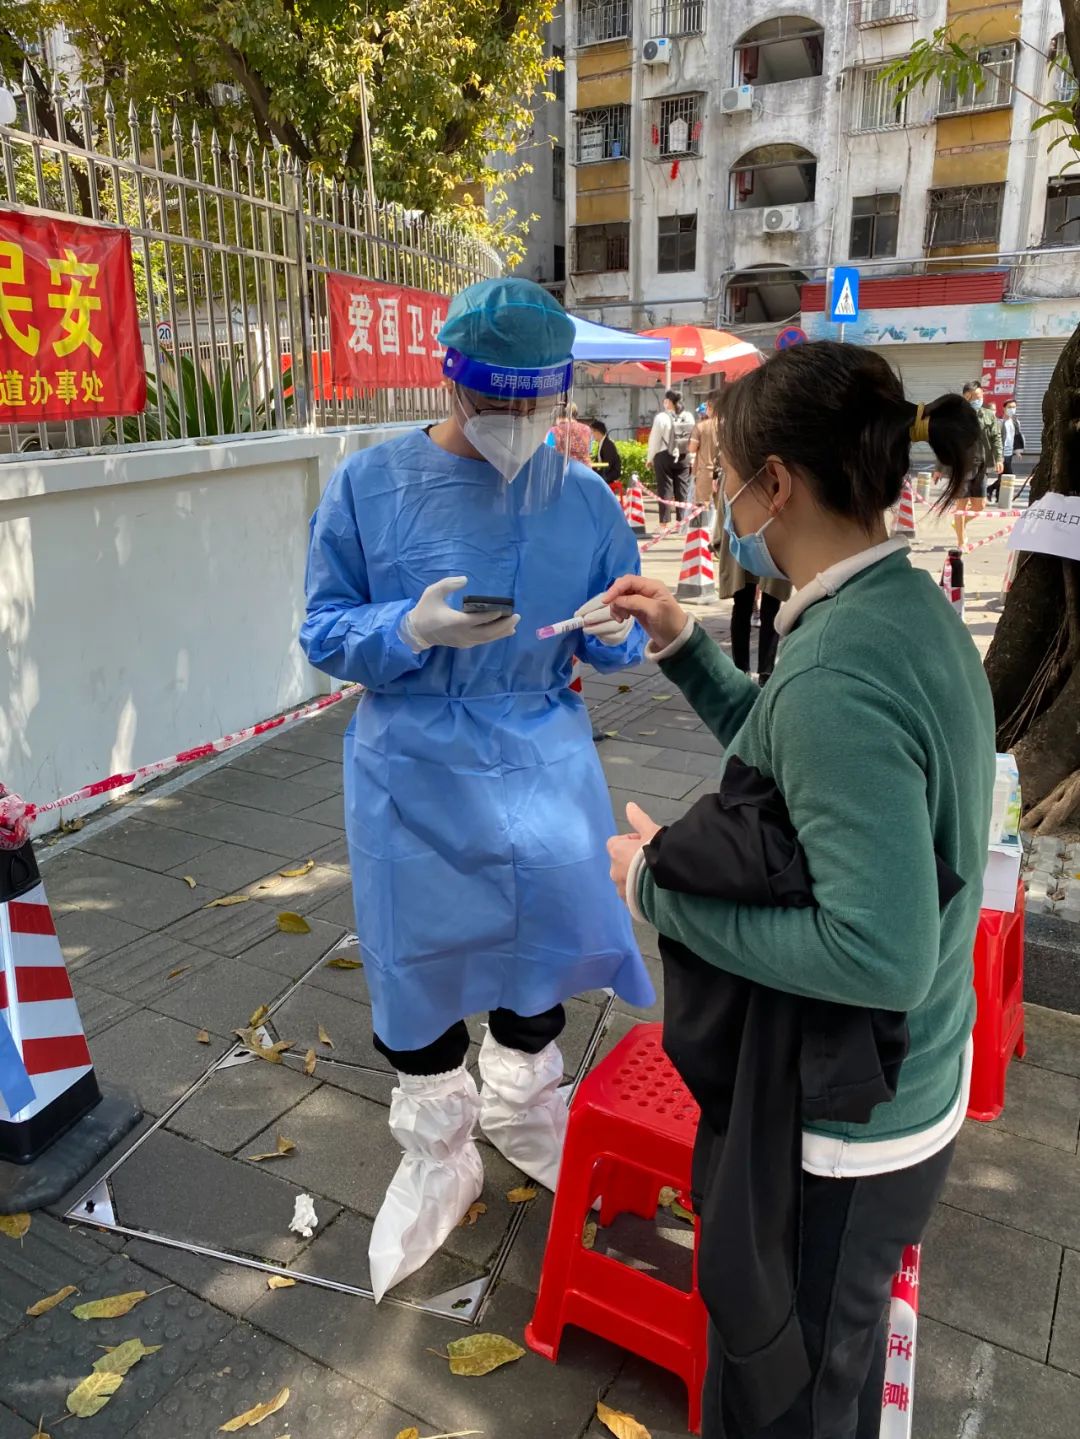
[
  {"xmin": 524, "ymin": 1024, "xmax": 707, "ymax": 1433},
  {"xmin": 967, "ymin": 877, "xmax": 1026, "ymax": 1122}
]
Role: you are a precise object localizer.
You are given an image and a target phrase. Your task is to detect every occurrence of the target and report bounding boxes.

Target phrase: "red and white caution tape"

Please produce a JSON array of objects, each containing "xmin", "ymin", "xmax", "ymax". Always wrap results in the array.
[
  {"xmin": 639, "ymin": 504, "xmax": 707, "ymax": 552},
  {"xmin": 960, "ymin": 522, "xmax": 1016, "ymax": 555},
  {"xmin": 880, "ymin": 1245, "xmax": 921, "ymax": 1439},
  {"xmin": 637, "ymin": 483, "xmax": 703, "ymax": 514},
  {"xmin": 954, "ymin": 507, "xmax": 1023, "ymax": 520},
  {"xmin": 25, "ymin": 687, "xmax": 357, "ymax": 822}
]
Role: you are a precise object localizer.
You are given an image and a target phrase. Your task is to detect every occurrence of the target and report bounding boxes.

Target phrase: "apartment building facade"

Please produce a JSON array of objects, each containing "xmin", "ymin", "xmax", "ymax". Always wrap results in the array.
[{"xmin": 564, "ymin": 0, "xmax": 1080, "ymax": 445}]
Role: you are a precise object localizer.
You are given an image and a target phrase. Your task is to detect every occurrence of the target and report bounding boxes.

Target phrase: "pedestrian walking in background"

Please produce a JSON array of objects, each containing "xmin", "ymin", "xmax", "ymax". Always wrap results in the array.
[
  {"xmin": 993, "ymin": 398, "xmax": 1025, "ymax": 502},
  {"xmin": 688, "ymin": 389, "xmax": 722, "ymax": 511},
  {"xmin": 647, "ymin": 389, "xmax": 694, "ymax": 525},
  {"xmin": 955, "ymin": 381, "xmax": 1002, "ymax": 543},
  {"xmin": 590, "ymin": 418, "xmax": 622, "ymax": 488}
]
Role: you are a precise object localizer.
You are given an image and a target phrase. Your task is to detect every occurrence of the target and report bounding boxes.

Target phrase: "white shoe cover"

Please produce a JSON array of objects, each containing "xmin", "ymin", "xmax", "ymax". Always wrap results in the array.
[
  {"xmin": 368, "ymin": 1066, "xmax": 484, "ymax": 1303},
  {"xmin": 478, "ymin": 1031, "xmax": 568, "ymax": 1191}
]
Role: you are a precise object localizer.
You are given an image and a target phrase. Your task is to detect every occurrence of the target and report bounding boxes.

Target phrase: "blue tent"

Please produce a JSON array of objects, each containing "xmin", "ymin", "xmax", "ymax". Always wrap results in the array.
[{"xmin": 569, "ymin": 314, "xmax": 671, "ymax": 364}]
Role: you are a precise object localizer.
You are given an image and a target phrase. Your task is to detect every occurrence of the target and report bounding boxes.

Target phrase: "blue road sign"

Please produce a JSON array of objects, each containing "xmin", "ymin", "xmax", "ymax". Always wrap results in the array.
[
  {"xmin": 828, "ymin": 267, "xmax": 860, "ymax": 325},
  {"xmin": 775, "ymin": 326, "xmax": 807, "ymax": 350}
]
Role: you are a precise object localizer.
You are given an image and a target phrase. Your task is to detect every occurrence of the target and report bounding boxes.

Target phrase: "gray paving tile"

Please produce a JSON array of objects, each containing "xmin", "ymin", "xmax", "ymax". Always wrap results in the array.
[
  {"xmin": 228, "ymin": 744, "xmax": 327, "ymax": 779},
  {"xmin": 607, "ymin": 788, "xmax": 691, "ymax": 830},
  {"xmin": 240, "ymin": 916, "xmax": 349, "ymax": 982},
  {"xmin": 38, "ymin": 849, "xmax": 205, "ymax": 929},
  {"xmin": 1021, "ymin": 1004, "xmax": 1080, "ymax": 1081},
  {"xmin": 266, "ymin": 727, "xmax": 347, "ymax": 763},
  {"xmin": 627, "ymin": 725, "xmax": 722, "ymax": 754},
  {"xmin": 150, "ymin": 957, "xmax": 290, "ymax": 1037},
  {"xmin": 69, "ymin": 977, "xmax": 137, "ymax": 1038},
  {"xmin": 921, "ymin": 1203, "xmax": 1061, "ymax": 1360},
  {"xmin": 128, "ymin": 1322, "xmax": 381, "ymax": 1439},
  {"xmin": 582, "ymin": 1354, "xmax": 696, "ymax": 1439},
  {"xmin": 88, "ymin": 1010, "xmax": 228, "ymax": 1116},
  {"xmin": 310, "ymin": 887, "xmax": 358, "ymax": 928},
  {"xmin": 76, "ymin": 932, "xmax": 218, "ymax": 1005},
  {"xmin": 944, "ymin": 1122, "xmax": 1080, "ymax": 1249},
  {"xmin": 162, "ymin": 802, "xmax": 341, "ymax": 859},
  {"xmin": 187, "ymin": 765, "xmax": 342, "ymax": 815},
  {"xmin": 303, "ymin": 946, "xmax": 373, "ymax": 1003},
  {"xmin": 307, "ymin": 700, "xmax": 361, "ymax": 736},
  {"xmin": 1051, "ymin": 1248, "xmax": 1080, "ymax": 1376},
  {"xmin": 165, "ymin": 842, "xmax": 285, "ymax": 893},
  {"xmin": 0, "ymin": 1406, "xmax": 35, "ymax": 1439},
  {"xmin": 0, "ymin": 1253, "xmax": 234, "ymax": 1436},
  {"xmin": 311, "ymin": 833, "xmax": 352, "ymax": 872},
  {"xmin": 917, "ymin": 1315, "xmax": 1080, "ymax": 1439},
  {"xmin": 592, "ymin": 738, "xmax": 665, "ymax": 766},
  {"xmin": 51, "ymin": 905, "xmax": 147, "ymax": 970},
  {"xmin": 163, "ymin": 899, "xmax": 283, "ymax": 958},
  {"xmin": 308, "ymin": 1054, "xmax": 396, "ymax": 1106},
  {"xmin": 110, "ymin": 1127, "xmax": 340, "ymax": 1264},
  {"xmin": 120, "ymin": 1239, "xmax": 271, "ymax": 1319},
  {"xmin": 269, "ymin": 985, "xmax": 382, "ymax": 1069},
  {"xmin": 600, "ymin": 755, "xmax": 702, "ymax": 800},
  {"xmin": 295, "ymin": 793, "xmax": 347, "ymax": 830},
  {"xmin": 0, "ymin": 1212, "xmax": 116, "ymax": 1338},
  {"xmin": 644, "ymin": 747, "xmax": 723, "ymax": 778},
  {"xmin": 134, "ymin": 790, "xmax": 228, "ymax": 834},
  {"xmin": 294, "ymin": 760, "xmax": 345, "ymax": 791},
  {"xmin": 242, "ymin": 861, "xmax": 351, "ymax": 911},
  {"xmin": 994, "ymin": 1058, "xmax": 1080, "ymax": 1152},
  {"xmin": 167, "ymin": 1051, "xmax": 320, "ymax": 1152},
  {"xmin": 77, "ymin": 817, "xmax": 216, "ymax": 873}
]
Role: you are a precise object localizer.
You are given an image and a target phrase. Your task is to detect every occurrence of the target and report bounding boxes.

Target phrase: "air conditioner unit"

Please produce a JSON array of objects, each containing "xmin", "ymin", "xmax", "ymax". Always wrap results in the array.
[
  {"xmin": 977, "ymin": 44, "xmax": 1013, "ymax": 65},
  {"xmin": 643, "ymin": 37, "xmax": 673, "ymax": 65},
  {"xmin": 720, "ymin": 84, "xmax": 755, "ymax": 114},
  {"xmin": 762, "ymin": 205, "xmax": 801, "ymax": 234}
]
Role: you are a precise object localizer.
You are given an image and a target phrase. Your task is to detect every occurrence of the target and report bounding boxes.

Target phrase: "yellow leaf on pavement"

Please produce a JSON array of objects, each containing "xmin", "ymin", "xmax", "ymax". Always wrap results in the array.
[
  {"xmin": 219, "ymin": 1384, "xmax": 290, "ymax": 1430},
  {"xmin": 582, "ymin": 1220, "xmax": 598, "ymax": 1251},
  {"xmin": 325, "ymin": 957, "xmax": 361, "ymax": 970},
  {"xmin": 303, "ymin": 1048, "xmax": 316, "ymax": 1076},
  {"xmin": 234, "ymin": 1028, "xmax": 293, "ymax": 1064},
  {"xmin": 197, "ymin": 1030, "xmax": 211, "ymax": 1044},
  {"xmin": 66, "ymin": 1369, "xmax": 123, "ymax": 1417},
  {"xmin": 266, "ymin": 1275, "xmax": 296, "ymax": 1289},
  {"xmin": 249, "ymin": 1135, "xmax": 295, "ymax": 1162},
  {"xmin": 26, "ymin": 1284, "xmax": 77, "ymax": 1316},
  {"xmin": 394, "ymin": 1429, "xmax": 420, "ymax": 1439},
  {"xmin": 317, "ymin": 1024, "xmax": 334, "ymax": 1049},
  {"xmin": 458, "ymin": 1201, "xmax": 487, "ymax": 1228},
  {"xmin": 506, "ymin": 1186, "xmax": 538, "ymax": 1205},
  {"xmin": 277, "ymin": 912, "xmax": 311, "ymax": 935},
  {"xmin": 597, "ymin": 1400, "xmax": 652, "ymax": 1438},
  {"xmin": 167, "ymin": 966, "xmax": 189, "ymax": 981},
  {"xmin": 72, "ymin": 1290, "xmax": 148, "ymax": 1320},
  {"xmin": 182, "ymin": 875, "xmax": 197, "ymax": 888},
  {"xmin": 93, "ymin": 1339, "xmax": 161, "ymax": 1376},
  {"xmin": 657, "ymin": 1186, "xmax": 678, "ymax": 1208},
  {"xmin": 445, "ymin": 1332, "xmax": 525, "ymax": 1377},
  {"xmin": 250, "ymin": 1004, "xmax": 270, "ymax": 1027},
  {"xmin": 206, "ymin": 894, "xmax": 250, "ymax": 908},
  {"xmin": 0, "ymin": 1213, "xmax": 30, "ymax": 1240},
  {"xmin": 278, "ymin": 860, "xmax": 314, "ymax": 878}
]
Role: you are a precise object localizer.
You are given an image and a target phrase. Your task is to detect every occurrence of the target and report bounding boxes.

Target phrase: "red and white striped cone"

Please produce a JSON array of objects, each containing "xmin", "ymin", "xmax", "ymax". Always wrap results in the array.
[
  {"xmin": 939, "ymin": 548, "xmax": 965, "ymax": 619},
  {"xmin": 675, "ymin": 507, "xmax": 716, "ymax": 602},
  {"xmin": 625, "ymin": 480, "xmax": 648, "ymax": 538},
  {"xmin": 893, "ymin": 479, "xmax": 917, "ymax": 539},
  {"xmin": 880, "ymin": 1244, "xmax": 921, "ymax": 1438}
]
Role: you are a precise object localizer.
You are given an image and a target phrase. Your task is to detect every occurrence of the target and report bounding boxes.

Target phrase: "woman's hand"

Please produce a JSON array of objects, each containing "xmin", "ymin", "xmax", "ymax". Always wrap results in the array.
[
  {"xmin": 602, "ymin": 576, "xmax": 689, "ymax": 652},
  {"xmin": 607, "ymin": 803, "xmax": 662, "ymax": 899}
]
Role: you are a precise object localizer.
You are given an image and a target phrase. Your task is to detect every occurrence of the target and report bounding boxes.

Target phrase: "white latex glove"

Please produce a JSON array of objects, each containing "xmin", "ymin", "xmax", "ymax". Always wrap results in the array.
[
  {"xmin": 403, "ymin": 576, "xmax": 519, "ymax": 652},
  {"xmin": 575, "ymin": 592, "xmax": 634, "ymax": 647}
]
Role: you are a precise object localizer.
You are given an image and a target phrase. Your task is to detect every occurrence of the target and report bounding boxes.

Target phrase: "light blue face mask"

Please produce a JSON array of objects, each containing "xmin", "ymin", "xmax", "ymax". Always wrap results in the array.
[{"xmin": 722, "ymin": 472, "xmax": 789, "ymax": 582}]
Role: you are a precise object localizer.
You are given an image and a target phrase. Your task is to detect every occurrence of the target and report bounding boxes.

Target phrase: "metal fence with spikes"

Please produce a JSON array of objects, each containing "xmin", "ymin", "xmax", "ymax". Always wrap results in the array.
[{"xmin": 0, "ymin": 67, "xmax": 501, "ymax": 454}]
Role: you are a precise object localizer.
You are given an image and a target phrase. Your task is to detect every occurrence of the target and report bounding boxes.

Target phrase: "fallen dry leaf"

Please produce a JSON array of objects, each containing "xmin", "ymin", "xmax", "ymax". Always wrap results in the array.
[
  {"xmin": 266, "ymin": 1275, "xmax": 296, "ymax": 1290},
  {"xmin": 167, "ymin": 966, "xmax": 189, "ymax": 981},
  {"xmin": 0, "ymin": 1213, "xmax": 30, "ymax": 1240},
  {"xmin": 670, "ymin": 1200, "xmax": 695, "ymax": 1224},
  {"xmin": 59, "ymin": 816, "xmax": 85, "ymax": 834},
  {"xmin": 603, "ymin": 731, "xmax": 619, "ymax": 739},
  {"xmin": 197, "ymin": 1030, "xmax": 211, "ymax": 1045},
  {"xmin": 657, "ymin": 1186, "xmax": 678, "ymax": 1208},
  {"xmin": 72, "ymin": 1290, "xmax": 148, "ymax": 1320},
  {"xmin": 445, "ymin": 1332, "xmax": 525, "ymax": 1377},
  {"xmin": 250, "ymin": 1004, "xmax": 270, "ymax": 1027},
  {"xmin": 219, "ymin": 1384, "xmax": 290, "ymax": 1430},
  {"xmin": 637, "ymin": 730, "xmax": 658, "ymax": 736},
  {"xmin": 94, "ymin": 1339, "xmax": 161, "ymax": 1376},
  {"xmin": 205, "ymin": 894, "xmax": 250, "ymax": 908},
  {"xmin": 582, "ymin": 1220, "xmax": 598, "ymax": 1251},
  {"xmin": 31, "ymin": 1419, "xmax": 49, "ymax": 1439},
  {"xmin": 325, "ymin": 956, "xmax": 361, "ymax": 970},
  {"xmin": 617, "ymin": 684, "xmax": 632, "ymax": 693},
  {"xmin": 303, "ymin": 1048, "xmax": 317, "ymax": 1076},
  {"xmin": 458, "ymin": 1201, "xmax": 487, "ymax": 1229},
  {"xmin": 651, "ymin": 694, "xmax": 672, "ymax": 702},
  {"xmin": 394, "ymin": 1429, "xmax": 420, "ymax": 1439},
  {"xmin": 26, "ymin": 1284, "xmax": 77, "ymax": 1317},
  {"xmin": 234, "ymin": 1028, "xmax": 293, "ymax": 1065},
  {"xmin": 597, "ymin": 1400, "xmax": 652, "ymax": 1439},
  {"xmin": 278, "ymin": 860, "xmax": 314, "ymax": 878},
  {"xmin": 66, "ymin": 1368, "xmax": 123, "ymax": 1418},
  {"xmin": 317, "ymin": 1024, "xmax": 334, "ymax": 1049},
  {"xmin": 277, "ymin": 911, "xmax": 311, "ymax": 935},
  {"xmin": 506, "ymin": 1185, "xmax": 539, "ymax": 1205},
  {"xmin": 182, "ymin": 875, "xmax": 197, "ymax": 889},
  {"xmin": 249, "ymin": 1135, "xmax": 296, "ymax": 1163}
]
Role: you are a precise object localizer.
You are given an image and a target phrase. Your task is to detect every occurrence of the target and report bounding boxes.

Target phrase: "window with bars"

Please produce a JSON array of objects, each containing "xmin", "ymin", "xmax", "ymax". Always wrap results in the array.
[
  {"xmin": 1044, "ymin": 178, "xmax": 1080, "ymax": 246},
  {"xmin": 553, "ymin": 144, "xmax": 566, "ymax": 202},
  {"xmin": 574, "ymin": 106, "xmax": 631, "ymax": 162},
  {"xmin": 553, "ymin": 45, "xmax": 565, "ymax": 101},
  {"xmin": 853, "ymin": 65, "xmax": 907, "ymax": 131},
  {"xmin": 648, "ymin": 0, "xmax": 705, "ymax": 37},
  {"xmin": 572, "ymin": 223, "xmax": 630, "ymax": 273},
  {"xmin": 658, "ymin": 214, "xmax": 697, "ymax": 272},
  {"xmin": 925, "ymin": 185, "xmax": 1004, "ymax": 247},
  {"xmin": 938, "ymin": 44, "xmax": 1016, "ymax": 116},
  {"xmin": 650, "ymin": 94, "xmax": 704, "ymax": 158},
  {"xmin": 575, "ymin": 0, "xmax": 631, "ymax": 46},
  {"xmin": 1050, "ymin": 34, "xmax": 1078, "ymax": 101},
  {"xmin": 850, "ymin": 193, "xmax": 900, "ymax": 259},
  {"xmin": 855, "ymin": 0, "xmax": 918, "ymax": 26}
]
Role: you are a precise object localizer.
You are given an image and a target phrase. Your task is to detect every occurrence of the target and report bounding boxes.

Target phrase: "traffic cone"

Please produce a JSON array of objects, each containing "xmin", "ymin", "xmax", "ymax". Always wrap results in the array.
[
  {"xmin": 625, "ymin": 480, "xmax": 648, "ymax": 538},
  {"xmin": 675, "ymin": 507, "xmax": 716, "ymax": 602},
  {"xmin": 0, "ymin": 832, "xmax": 140, "ymax": 1209},
  {"xmin": 893, "ymin": 479, "xmax": 917, "ymax": 539},
  {"xmin": 939, "ymin": 548, "xmax": 965, "ymax": 618}
]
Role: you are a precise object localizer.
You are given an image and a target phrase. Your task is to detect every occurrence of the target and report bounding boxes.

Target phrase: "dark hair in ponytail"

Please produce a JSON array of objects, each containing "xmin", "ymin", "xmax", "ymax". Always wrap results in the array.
[{"xmin": 717, "ymin": 341, "xmax": 982, "ymax": 530}]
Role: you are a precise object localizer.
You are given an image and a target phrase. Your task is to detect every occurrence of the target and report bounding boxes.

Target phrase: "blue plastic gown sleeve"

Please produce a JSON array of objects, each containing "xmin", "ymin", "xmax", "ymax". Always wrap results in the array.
[
  {"xmin": 577, "ymin": 481, "xmax": 646, "ymax": 674},
  {"xmin": 300, "ymin": 468, "xmax": 430, "ymax": 689}
]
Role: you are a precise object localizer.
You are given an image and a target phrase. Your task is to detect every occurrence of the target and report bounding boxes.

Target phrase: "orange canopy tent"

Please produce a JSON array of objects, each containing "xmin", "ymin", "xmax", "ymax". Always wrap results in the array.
[{"xmin": 599, "ymin": 325, "xmax": 763, "ymax": 386}]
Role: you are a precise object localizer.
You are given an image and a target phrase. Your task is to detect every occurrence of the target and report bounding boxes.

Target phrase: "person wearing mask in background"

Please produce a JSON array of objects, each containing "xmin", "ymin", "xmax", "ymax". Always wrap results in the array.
[
  {"xmin": 301, "ymin": 276, "xmax": 654, "ymax": 1303},
  {"xmin": 993, "ymin": 398, "xmax": 1025, "ymax": 503},
  {"xmin": 590, "ymin": 418, "xmax": 622, "ymax": 489},
  {"xmin": 604, "ymin": 341, "xmax": 989, "ymax": 1439},
  {"xmin": 647, "ymin": 389, "xmax": 694, "ymax": 525},
  {"xmin": 552, "ymin": 400, "xmax": 593, "ymax": 467},
  {"xmin": 955, "ymin": 381, "xmax": 1001, "ymax": 544}
]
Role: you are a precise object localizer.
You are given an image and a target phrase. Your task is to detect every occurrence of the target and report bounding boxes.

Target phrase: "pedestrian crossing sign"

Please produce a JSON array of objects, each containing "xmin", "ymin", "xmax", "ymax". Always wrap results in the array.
[{"xmin": 828, "ymin": 267, "xmax": 860, "ymax": 324}]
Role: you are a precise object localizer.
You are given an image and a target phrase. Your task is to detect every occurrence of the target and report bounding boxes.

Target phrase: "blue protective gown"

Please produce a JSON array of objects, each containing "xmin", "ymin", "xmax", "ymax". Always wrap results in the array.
[{"xmin": 300, "ymin": 426, "xmax": 656, "ymax": 1052}]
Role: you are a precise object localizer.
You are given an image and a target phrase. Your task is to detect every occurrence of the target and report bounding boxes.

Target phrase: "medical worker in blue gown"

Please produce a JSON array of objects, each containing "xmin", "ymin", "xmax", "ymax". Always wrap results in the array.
[{"xmin": 300, "ymin": 277, "xmax": 654, "ymax": 1300}]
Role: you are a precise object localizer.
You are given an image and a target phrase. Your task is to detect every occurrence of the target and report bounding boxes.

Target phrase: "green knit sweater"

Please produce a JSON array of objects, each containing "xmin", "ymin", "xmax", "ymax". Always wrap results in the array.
[{"xmin": 638, "ymin": 548, "xmax": 996, "ymax": 1142}]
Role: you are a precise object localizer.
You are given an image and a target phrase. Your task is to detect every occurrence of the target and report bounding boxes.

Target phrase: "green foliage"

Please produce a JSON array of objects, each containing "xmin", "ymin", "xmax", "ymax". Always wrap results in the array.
[
  {"xmin": 615, "ymin": 440, "xmax": 650, "ymax": 487},
  {"xmin": 117, "ymin": 354, "xmax": 295, "ymax": 441}
]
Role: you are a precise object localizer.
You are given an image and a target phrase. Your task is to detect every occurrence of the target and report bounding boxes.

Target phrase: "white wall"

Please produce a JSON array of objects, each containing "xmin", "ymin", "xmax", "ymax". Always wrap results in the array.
[{"xmin": 0, "ymin": 427, "xmax": 406, "ymax": 833}]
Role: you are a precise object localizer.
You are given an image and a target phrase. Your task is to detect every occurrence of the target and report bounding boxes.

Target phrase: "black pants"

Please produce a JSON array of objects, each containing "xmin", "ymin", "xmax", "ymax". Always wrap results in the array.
[
  {"xmin": 703, "ymin": 1140, "xmax": 955, "ymax": 1438},
  {"xmin": 731, "ymin": 584, "xmax": 781, "ymax": 679},
  {"xmin": 373, "ymin": 1004, "xmax": 566, "ymax": 1076},
  {"xmin": 654, "ymin": 452, "xmax": 690, "ymax": 525}
]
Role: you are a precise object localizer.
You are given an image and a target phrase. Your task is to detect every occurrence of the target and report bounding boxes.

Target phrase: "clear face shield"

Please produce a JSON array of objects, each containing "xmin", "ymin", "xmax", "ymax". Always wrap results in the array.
[{"xmin": 444, "ymin": 348, "xmax": 575, "ymax": 514}]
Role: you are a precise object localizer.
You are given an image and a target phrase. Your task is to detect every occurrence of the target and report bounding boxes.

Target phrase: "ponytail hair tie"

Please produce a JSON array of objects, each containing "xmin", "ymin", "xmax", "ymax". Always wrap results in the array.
[{"xmin": 909, "ymin": 404, "xmax": 930, "ymax": 443}]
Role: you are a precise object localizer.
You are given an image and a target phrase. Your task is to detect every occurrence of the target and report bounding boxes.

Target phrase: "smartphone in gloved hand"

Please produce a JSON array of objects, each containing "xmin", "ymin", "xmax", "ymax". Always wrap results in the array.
[{"xmin": 462, "ymin": 595, "xmax": 515, "ymax": 617}]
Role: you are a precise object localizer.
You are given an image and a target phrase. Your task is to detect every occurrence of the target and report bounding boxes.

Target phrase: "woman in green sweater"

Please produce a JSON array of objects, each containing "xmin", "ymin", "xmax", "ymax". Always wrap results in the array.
[{"xmin": 605, "ymin": 342, "xmax": 993, "ymax": 1438}]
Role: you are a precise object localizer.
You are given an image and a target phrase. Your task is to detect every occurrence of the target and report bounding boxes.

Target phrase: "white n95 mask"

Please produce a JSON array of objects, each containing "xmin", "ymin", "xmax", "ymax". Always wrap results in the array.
[{"xmin": 462, "ymin": 410, "xmax": 553, "ymax": 482}]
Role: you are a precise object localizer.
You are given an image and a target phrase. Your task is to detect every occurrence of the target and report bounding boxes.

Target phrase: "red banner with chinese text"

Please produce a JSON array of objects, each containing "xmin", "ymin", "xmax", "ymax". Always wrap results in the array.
[
  {"xmin": 0, "ymin": 209, "xmax": 145, "ymax": 423},
  {"xmin": 327, "ymin": 274, "xmax": 449, "ymax": 391}
]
